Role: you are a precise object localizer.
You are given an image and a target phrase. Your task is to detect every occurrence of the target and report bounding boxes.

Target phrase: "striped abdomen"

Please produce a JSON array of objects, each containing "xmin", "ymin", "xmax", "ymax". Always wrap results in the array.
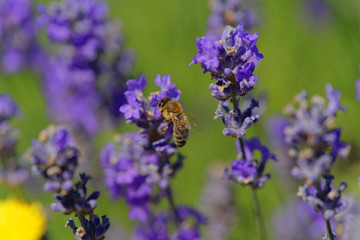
[{"xmin": 173, "ymin": 113, "xmax": 190, "ymax": 147}]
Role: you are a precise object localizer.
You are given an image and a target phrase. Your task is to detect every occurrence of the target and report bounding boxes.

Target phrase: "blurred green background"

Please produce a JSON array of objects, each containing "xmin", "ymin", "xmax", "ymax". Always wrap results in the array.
[{"xmin": 1, "ymin": 0, "xmax": 360, "ymax": 239}]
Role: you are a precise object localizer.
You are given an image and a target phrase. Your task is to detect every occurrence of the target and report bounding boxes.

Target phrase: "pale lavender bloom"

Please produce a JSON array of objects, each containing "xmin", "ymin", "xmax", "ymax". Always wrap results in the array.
[
  {"xmin": 299, "ymin": 174, "xmax": 348, "ymax": 220},
  {"xmin": 207, "ymin": 0, "xmax": 259, "ymax": 40},
  {"xmin": 356, "ymin": 77, "xmax": 360, "ymax": 102},
  {"xmin": 283, "ymin": 84, "xmax": 350, "ymax": 182},
  {"xmin": 0, "ymin": 94, "xmax": 20, "ymax": 159},
  {"xmin": 301, "ymin": 0, "xmax": 332, "ymax": 28},
  {"xmin": 0, "ymin": 0, "xmax": 45, "ymax": 73},
  {"xmin": 0, "ymin": 94, "xmax": 28, "ymax": 186},
  {"xmin": 40, "ymin": 0, "xmax": 135, "ymax": 135},
  {"xmin": 333, "ymin": 195, "xmax": 360, "ymax": 240},
  {"xmin": 0, "ymin": 94, "xmax": 19, "ymax": 122},
  {"xmin": 30, "ymin": 125, "xmax": 79, "ymax": 194},
  {"xmin": 214, "ymin": 98, "xmax": 260, "ymax": 138}
]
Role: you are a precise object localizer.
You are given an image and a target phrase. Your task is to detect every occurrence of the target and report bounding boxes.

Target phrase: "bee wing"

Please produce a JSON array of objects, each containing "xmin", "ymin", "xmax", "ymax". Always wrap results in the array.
[
  {"xmin": 184, "ymin": 110, "xmax": 202, "ymax": 134},
  {"xmin": 169, "ymin": 112, "xmax": 190, "ymax": 133}
]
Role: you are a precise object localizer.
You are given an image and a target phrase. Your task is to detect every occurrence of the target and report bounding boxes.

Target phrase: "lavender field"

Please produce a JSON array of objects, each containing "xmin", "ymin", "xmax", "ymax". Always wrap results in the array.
[{"xmin": 0, "ymin": 0, "xmax": 360, "ymax": 239}]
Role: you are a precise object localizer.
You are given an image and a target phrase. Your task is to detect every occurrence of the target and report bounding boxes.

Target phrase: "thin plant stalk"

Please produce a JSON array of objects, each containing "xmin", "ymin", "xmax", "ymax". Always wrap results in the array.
[
  {"xmin": 326, "ymin": 219, "xmax": 335, "ymax": 240},
  {"xmin": 251, "ymin": 188, "xmax": 267, "ymax": 240},
  {"xmin": 165, "ymin": 185, "xmax": 180, "ymax": 223},
  {"xmin": 314, "ymin": 181, "xmax": 334, "ymax": 240}
]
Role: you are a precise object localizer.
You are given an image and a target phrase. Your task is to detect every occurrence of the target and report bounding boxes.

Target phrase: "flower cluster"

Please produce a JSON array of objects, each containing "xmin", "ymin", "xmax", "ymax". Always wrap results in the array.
[
  {"xmin": 30, "ymin": 125, "xmax": 79, "ymax": 194},
  {"xmin": 298, "ymin": 174, "xmax": 348, "ymax": 220},
  {"xmin": 214, "ymin": 97, "xmax": 260, "ymax": 138},
  {"xmin": 29, "ymin": 125, "xmax": 109, "ymax": 240},
  {"xmin": 283, "ymin": 84, "xmax": 350, "ymax": 182},
  {"xmin": 102, "ymin": 74, "xmax": 206, "ymax": 238},
  {"xmin": 190, "ymin": 22, "xmax": 263, "ymax": 101},
  {"xmin": 225, "ymin": 137, "xmax": 276, "ymax": 189},
  {"xmin": 39, "ymin": 0, "xmax": 135, "ymax": 135},
  {"xmin": 206, "ymin": 0, "xmax": 259, "ymax": 40},
  {"xmin": 101, "ymin": 75, "xmax": 184, "ymax": 222},
  {"xmin": 132, "ymin": 207, "xmax": 206, "ymax": 240},
  {"xmin": 0, "ymin": 94, "xmax": 29, "ymax": 186},
  {"xmin": 0, "ymin": 0, "xmax": 45, "ymax": 73}
]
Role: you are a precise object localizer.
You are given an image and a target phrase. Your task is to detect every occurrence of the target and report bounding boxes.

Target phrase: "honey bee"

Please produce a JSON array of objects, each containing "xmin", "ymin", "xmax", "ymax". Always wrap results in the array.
[{"xmin": 157, "ymin": 97, "xmax": 201, "ymax": 147}]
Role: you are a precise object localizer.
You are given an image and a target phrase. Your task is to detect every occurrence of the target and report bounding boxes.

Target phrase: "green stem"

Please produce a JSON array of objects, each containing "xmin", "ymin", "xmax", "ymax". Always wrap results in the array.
[
  {"xmin": 239, "ymin": 137, "xmax": 247, "ymax": 160},
  {"xmin": 166, "ymin": 185, "xmax": 180, "ymax": 224},
  {"xmin": 326, "ymin": 219, "xmax": 334, "ymax": 240},
  {"xmin": 251, "ymin": 189, "xmax": 267, "ymax": 240}
]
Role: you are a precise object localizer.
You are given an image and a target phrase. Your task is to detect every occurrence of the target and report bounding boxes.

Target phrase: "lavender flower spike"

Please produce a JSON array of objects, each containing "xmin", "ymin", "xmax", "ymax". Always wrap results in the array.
[
  {"xmin": 356, "ymin": 74, "xmax": 360, "ymax": 102},
  {"xmin": 0, "ymin": 0, "xmax": 45, "ymax": 73},
  {"xmin": 225, "ymin": 137, "xmax": 276, "ymax": 189},
  {"xmin": 190, "ymin": 22, "xmax": 263, "ymax": 100},
  {"xmin": 0, "ymin": 94, "xmax": 29, "ymax": 186},
  {"xmin": 298, "ymin": 174, "xmax": 348, "ymax": 220},
  {"xmin": 40, "ymin": 0, "xmax": 135, "ymax": 135},
  {"xmin": 206, "ymin": 0, "xmax": 258, "ymax": 40},
  {"xmin": 214, "ymin": 98, "xmax": 260, "ymax": 138},
  {"xmin": 29, "ymin": 125, "xmax": 110, "ymax": 240},
  {"xmin": 284, "ymin": 84, "xmax": 350, "ymax": 182},
  {"xmin": 30, "ymin": 125, "xmax": 79, "ymax": 194}
]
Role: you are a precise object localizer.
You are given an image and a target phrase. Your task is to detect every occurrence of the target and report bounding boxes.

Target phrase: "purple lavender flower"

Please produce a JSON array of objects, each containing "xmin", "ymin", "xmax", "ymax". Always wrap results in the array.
[
  {"xmin": 0, "ymin": 94, "xmax": 20, "ymax": 159},
  {"xmin": 100, "ymin": 131, "xmax": 182, "ymax": 222},
  {"xmin": 356, "ymin": 76, "xmax": 360, "ymax": 102},
  {"xmin": 120, "ymin": 74, "xmax": 181, "ymax": 123},
  {"xmin": 214, "ymin": 98, "xmax": 260, "ymax": 138},
  {"xmin": 207, "ymin": 0, "xmax": 259, "ymax": 40},
  {"xmin": 283, "ymin": 84, "xmax": 350, "ymax": 182},
  {"xmin": 333, "ymin": 195, "xmax": 360, "ymax": 240},
  {"xmin": 30, "ymin": 125, "xmax": 110, "ymax": 239},
  {"xmin": 66, "ymin": 215, "xmax": 110, "ymax": 240},
  {"xmin": 298, "ymin": 174, "xmax": 348, "ymax": 220},
  {"xmin": 132, "ymin": 207, "xmax": 206, "ymax": 240},
  {"xmin": 301, "ymin": 0, "xmax": 332, "ymax": 28},
  {"xmin": 50, "ymin": 173, "xmax": 99, "ymax": 215},
  {"xmin": 0, "ymin": 0, "xmax": 45, "ymax": 73},
  {"xmin": 0, "ymin": 94, "xmax": 19, "ymax": 122},
  {"xmin": 272, "ymin": 197, "xmax": 328, "ymax": 240},
  {"xmin": 0, "ymin": 94, "xmax": 29, "ymax": 186},
  {"xmin": 225, "ymin": 137, "xmax": 276, "ymax": 189},
  {"xmin": 40, "ymin": 0, "xmax": 135, "ymax": 135},
  {"xmin": 30, "ymin": 125, "xmax": 79, "ymax": 194},
  {"xmin": 190, "ymin": 22, "xmax": 263, "ymax": 100}
]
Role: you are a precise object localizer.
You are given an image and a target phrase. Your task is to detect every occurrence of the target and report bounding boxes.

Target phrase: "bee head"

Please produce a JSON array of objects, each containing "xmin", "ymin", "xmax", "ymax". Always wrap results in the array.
[{"xmin": 158, "ymin": 97, "xmax": 171, "ymax": 109}]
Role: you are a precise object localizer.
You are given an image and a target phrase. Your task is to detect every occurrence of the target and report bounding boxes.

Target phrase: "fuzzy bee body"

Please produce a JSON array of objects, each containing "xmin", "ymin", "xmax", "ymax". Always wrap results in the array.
[{"xmin": 158, "ymin": 97, "xmax": 191, "ymax": 147}]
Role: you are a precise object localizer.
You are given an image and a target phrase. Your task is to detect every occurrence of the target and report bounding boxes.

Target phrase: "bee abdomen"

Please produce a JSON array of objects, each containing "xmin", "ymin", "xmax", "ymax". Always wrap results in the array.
[{"xmin": 174, "ymin": 129, "xmax": 189, "ymax": 147}]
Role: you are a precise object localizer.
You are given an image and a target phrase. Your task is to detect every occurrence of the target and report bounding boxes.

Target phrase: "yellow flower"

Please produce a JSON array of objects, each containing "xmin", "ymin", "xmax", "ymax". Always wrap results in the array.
[{"xmin": 0, "ymin": 198, "xmax": 46, "ymax": 240}]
